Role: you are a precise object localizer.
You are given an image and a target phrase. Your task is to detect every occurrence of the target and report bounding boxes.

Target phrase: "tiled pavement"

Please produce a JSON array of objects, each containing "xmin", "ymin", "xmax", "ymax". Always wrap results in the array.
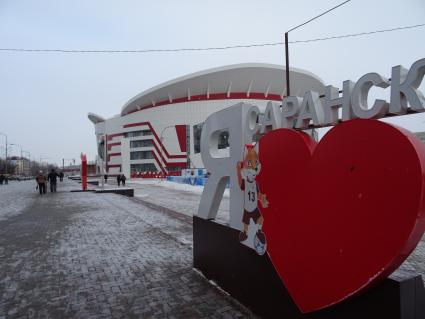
[
  {"xmin": 1, "ymin": 179, "xmax": 424, "ymax": 319},
  {"xmin": 127, "ymin": 179, "xmax": 425, "ymax": 283},
  {"xmin": 0, "ymin": 180, "xmax": 256, "ymax": 318}
]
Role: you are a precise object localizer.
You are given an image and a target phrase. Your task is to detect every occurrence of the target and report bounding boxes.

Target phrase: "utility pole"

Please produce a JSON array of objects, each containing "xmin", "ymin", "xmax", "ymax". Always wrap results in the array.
[
  {"xmin": 285, "ymin": 32, "xmax": 290, "ymax": 96},
  {"xmin": 284, "ymin": 0, "xmax": 351, "ymax": 97}
]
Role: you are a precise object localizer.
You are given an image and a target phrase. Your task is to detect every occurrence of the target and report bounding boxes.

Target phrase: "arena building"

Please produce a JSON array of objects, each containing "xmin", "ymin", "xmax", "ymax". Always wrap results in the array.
[{"xmin": 88, "ymin": 63, "xmax": 325, "ymax": 177}]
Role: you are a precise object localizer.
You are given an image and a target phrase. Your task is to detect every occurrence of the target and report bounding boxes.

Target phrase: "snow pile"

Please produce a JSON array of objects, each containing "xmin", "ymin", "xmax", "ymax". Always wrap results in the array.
[{"xmin": 129, "ymin": 179, "xmax": 230, "ymax": 197}]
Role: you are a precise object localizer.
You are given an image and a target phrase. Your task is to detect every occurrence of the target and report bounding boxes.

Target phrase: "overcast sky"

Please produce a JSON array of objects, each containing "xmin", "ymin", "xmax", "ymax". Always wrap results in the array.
[{"xmin": 0, "ymin": 0, "xmax": 424, "ymax": 166}]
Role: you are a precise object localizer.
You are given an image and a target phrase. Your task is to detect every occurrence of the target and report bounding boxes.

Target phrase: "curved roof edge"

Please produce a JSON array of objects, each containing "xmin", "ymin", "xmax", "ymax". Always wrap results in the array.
[
  {"xmin": 88, "ymin": 112, "xmax": 105, "ymax": 124},
  {"xmin": 121, "ymin": 63, "xmax": 325, "ymax": 116}
]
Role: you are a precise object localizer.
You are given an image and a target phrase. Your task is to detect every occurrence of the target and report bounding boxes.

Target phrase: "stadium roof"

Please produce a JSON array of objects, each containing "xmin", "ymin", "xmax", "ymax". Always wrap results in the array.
[
  {"xmin": 88, "ymin": 112, "xmax": 105, "ymax": 124},
  {"xmin": 120, "ymin": 63, "xmax": 325, "ymax": 116}
]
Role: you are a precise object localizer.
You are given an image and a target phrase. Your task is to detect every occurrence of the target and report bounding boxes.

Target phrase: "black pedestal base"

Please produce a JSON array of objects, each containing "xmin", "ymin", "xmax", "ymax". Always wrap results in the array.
[
  {"xmin": 94, "ymin": 188, "xmax": 134, "ymax": 197},
  {"xmin": 193, "ymin": 216, "xmax": 425, "ymax": 319}
]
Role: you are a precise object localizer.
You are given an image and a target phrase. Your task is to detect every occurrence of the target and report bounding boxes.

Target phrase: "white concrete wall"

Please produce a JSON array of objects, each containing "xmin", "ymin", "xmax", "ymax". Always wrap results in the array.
[
  {"xmin": 94, "ymin": 98, "xmax": 273, "ymax": 174},
  {"xmin": 121, "ymin": 139, "xmax": 130, "ymax": 178}
]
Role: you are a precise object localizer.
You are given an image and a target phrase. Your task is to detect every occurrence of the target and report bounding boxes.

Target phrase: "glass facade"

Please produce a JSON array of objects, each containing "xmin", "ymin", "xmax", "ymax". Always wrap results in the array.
[
  {"xmin": 193, "ymin": 123, "xmax": 229, "ymax": 154},
  {"xmin": 218, "ymin": 131, "xmax": 229, "ymax": 149},
  {"xmin": 98, "ymin": 140, "xmax": 105, "ymax": 160},
  {"xmin": 130, "ymin": 151, "xmax": 154, "ymax": 160},
  {"xmin": 130, "ymin": 139, "xmax": 153, "ymax": 148},
  {"xmin": 193, "ymin": 123, "xmax": 203, "ymax": 154},
  {"xmin": 130, "ymin": 163, "xmax": 157, "ymax": 172},
  {"xmin": 124, "ymin": 129, "xmax": 152, "ymax": 138}
]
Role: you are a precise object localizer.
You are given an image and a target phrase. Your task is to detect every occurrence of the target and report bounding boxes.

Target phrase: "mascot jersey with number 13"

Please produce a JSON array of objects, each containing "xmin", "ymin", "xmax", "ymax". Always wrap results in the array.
[{"xmin": 236, "ymin": 144, "xmax": 269, "ymax": 255}]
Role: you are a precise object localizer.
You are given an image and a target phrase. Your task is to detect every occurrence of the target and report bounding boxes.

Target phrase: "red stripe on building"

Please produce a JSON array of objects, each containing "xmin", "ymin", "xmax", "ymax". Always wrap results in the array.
[
  {"xmin": 150, "ymin": 151, "xmax": 186, "ymax": 173},
  {"xmin": 175, "ymin": 125, "xmax": 187, "ymax": 153},
  {"xmin": 107, "ymin": 142, "xmax": 121, "ymax": 150},
  {"xmin": 107, "ymin": 153, "xmax": 121, "ymax": 162},
  {"xmin": 123, "ymin": 122, "xmax": 149, "ymax": 128},
  {"xmin": 125, "ymin": 92, "xmax": 282, "ymax": 115},
  {"xmin": 105, "ymin": 134, "xmax": 108, "ymax": 172},
  {"xmin": 122, "ymin": 121, "xmax": 186, "ymax": 159},
  {"xmin": 150, "ymin": 140, "xmax": 186, "ymax": 168},
  {"xmin": 107, "ymin": 133, "xmax": 124, "ymax": 141}
]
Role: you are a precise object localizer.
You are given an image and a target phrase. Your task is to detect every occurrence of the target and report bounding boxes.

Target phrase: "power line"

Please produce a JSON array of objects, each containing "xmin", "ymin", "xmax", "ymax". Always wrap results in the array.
[
  {"xmin": 288, "ymin": 0, "xmax": 351, "ymax": 32},
  {"xmin": 290, "ymin": 23, "xmax": 425, "ymax": 43},
  {"xmin": 285, "ymin": 0, "xmax": 351, "ymax": 101},
  {"xmin": 0, "ymin": 23, "xmax": 423, "ymax": 54}
]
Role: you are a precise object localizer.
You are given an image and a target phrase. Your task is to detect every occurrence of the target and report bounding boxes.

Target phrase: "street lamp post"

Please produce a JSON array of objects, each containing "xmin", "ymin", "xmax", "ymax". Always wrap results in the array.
[
  {"xmin": 101, "ymin": 134, "xmax": 106, "ymax": 189},
  {"xmin": 10, "ymin": 143, "xmax": 22, "ymax": 159},
  {"xmin": 0, "ymin": 132, "xmax": 7, "ymax": 175}
]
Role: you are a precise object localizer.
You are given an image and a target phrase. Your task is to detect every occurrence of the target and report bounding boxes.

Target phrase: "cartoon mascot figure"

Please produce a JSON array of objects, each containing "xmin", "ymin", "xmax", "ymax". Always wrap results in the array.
[{"xmin": 237, "ymin": 144, "xmax": 269, "ymax": 255}]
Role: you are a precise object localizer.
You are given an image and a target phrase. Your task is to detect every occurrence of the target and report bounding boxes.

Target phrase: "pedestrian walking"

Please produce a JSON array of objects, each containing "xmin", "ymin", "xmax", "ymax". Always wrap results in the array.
[
  {"xmin": 116, "ymin": 174, "xmax": 121, "ymax": 186},
  {"xmin": 104, "ymin": 174, "xmax": 108, "ymax": 183},
  {"xmin": 0, "ymin": 174, "xmax": 4, "ymax": 185},
  {"xmin": 35, "ymin": 171, "xmax": 47, "ymax": 195},
  {"xmin": 47, "ymin": 169, "xmax": 60, "ymax": 192},
  {"xmin": 4, "ymin": 175, "xmax": 8, "ymax": 184},
  {"xmin": 59, "ymin": 172, "xmax": 64, "ymax": 182},
  {"xmin": 120, "ymin": 174, "xmax": 126, "ymax": 186}
]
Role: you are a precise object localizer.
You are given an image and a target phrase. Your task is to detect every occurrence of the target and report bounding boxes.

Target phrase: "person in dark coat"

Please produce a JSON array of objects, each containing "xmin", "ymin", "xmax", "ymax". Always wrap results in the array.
[
  {"xmin": 47, "ymin": 169, "xmax": 60, "ymax": 192},
  {"xmin": 104, "ymin": 174, "xmax": 108, "ymax": 183},
  {"xmin": 0, "ymin": 174, "xmax": 4, "ymax": 185},
  {"xmin": 59, "ymin": 172, "xmax": 64, "ymax": 182},
  {"xmin": 35, "ymin": 171, "xmax": 47, "ymax": 195},
  {"xmin": 116, "ymin": 174, "xmax": 121, "ymax": 186},
  {"xmin": 120, "ymin": 174, "xmax": 126, "ymax": 186}
]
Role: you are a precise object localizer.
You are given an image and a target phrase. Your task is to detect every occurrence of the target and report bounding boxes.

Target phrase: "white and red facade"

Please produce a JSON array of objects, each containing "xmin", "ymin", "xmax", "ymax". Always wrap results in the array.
[{"xmin": 88, "ymin": 63, "xmax": 325, "ymax": 177}]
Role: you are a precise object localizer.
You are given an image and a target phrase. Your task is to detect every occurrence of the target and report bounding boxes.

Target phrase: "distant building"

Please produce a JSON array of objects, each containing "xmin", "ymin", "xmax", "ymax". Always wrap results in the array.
[
  {"xmin": 89, "ymin": 64, "xmax": 325, "ymax": 178},
  {"xmin": 8, "ymin": 156, "xmax": 30, "ymax": 176},
  {"xmin": 62, "ymin": 164, "xmax": 81, "ymax": 175},
  {"xmin": 87, "ymin": 161, "xmax": 97, "ymax": 176}
]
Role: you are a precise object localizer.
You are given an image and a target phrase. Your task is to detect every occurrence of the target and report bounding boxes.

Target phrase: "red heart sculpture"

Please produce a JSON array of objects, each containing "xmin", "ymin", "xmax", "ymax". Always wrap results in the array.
[{"xmin": 256, "ymin": 119, "xmax": 425, "ymax": 313}]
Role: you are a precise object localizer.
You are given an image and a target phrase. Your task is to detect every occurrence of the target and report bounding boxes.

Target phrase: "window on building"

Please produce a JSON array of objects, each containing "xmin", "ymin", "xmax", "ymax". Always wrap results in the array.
[
  {"xmin": 124, "ymin": 129, "xmax": 152, "ymax": 138},
  {"xmin": 218, "ymin": 131, "xmax": 229, "ymax": 149},
  {"xmin": 130, "ymin": 151, "xmax": 155, "ymax": 160},
  {"xmin": 142, "ymin": 130, "xmax": 152, "ymax": 136},
  {"xmin": 130, "ymin": 139, "xmax": 153, "ymax": 148},
  {"xmin": 98, "ymin": 140, "xmax": 105, "ymax": 160},
  {"xmin": 193, "ymin": 123, "xmax": 230, "ymax": 153},
  {"xmin": 193, "ymin": 123, "xmax": 203, "ymax": 154},
  {"xmin": 131, "ymin": 163, "xmax": 157, "ymax": 172},
  {"xmin": 252, "ymin": 113, "xmax": 263, "ymax": 142}
]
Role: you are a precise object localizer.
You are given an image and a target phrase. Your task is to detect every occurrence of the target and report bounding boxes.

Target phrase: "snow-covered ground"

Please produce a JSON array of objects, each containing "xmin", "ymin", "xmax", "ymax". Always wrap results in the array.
[
  {"xmin": 127, "ymin": 179, "xmax": 231, "ymax": 224},
  {"xmin": 0, "ymin": 180, "xmax": 37, "ymax": 222},
  {"xmin": 0, "ymin": 179, "xmax": 254, "ymax": 318},
  {"xmin": 0, "ymin": 177, "xmax": 424, "ymax": 318},
  {"xmin": 126, "ymin": 178, "xmax": 425, "ymax": 284},
  {"xmin": 130, "ymin": 179, "xmax": 230, "ymax": 197}
]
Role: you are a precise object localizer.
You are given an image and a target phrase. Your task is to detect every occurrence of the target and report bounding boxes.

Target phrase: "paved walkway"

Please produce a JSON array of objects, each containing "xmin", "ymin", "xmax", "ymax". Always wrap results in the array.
[
  {"xmin": 125, "ymin": 179, "xmax": 425, "ymax": 282},
  {"xmin": 0, "ymin": 180, "xmax": 255, "ymax": 319},
  {"xmin": 1, "ymin": 179, "xmax": 424, "ymax": 319}
]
